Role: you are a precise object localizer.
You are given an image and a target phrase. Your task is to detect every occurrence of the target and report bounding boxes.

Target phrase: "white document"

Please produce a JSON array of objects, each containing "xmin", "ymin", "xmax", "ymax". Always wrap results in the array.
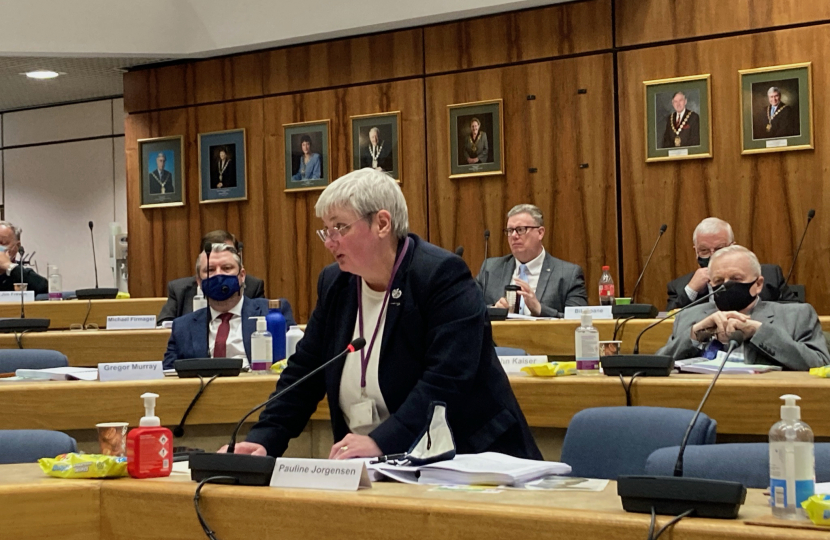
[
  {"xmin": 270, "ymin": 458, "xmax": 371, "ymax": 491},
  {"xmin": 505, "ymin": 313, "xmax": 557, "ymax": 321},
  {"xmin": 14, "ymin": 367, "xmax": 99, "ymax": 381},
  {"xmin": 676, "ymin": 359, "xmax": 781, "ymax": 375},
  {"xmin": 510, "ymin": 477, "xmax": 609, "ymax": 491},
  {"xmin": 564, "ymin": 306, "xmax": 613, "ymax": 320},
  {"xmin": 98, "ymin": 361, "xmax": 164, "ymax": 381}
]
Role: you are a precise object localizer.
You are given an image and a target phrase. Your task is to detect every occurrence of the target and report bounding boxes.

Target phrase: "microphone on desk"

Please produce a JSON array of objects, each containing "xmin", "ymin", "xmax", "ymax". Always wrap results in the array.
[
  {"xmin": 75, "ymin": 221, "xmax": 118, "ymax": 300},
  {"xmin": 782, "ymin": 209, "xmax": 815, "ymax": 296},
  {"xmin": 188, "ymin": 337, "xmax": 367, "ymax": 486},
  {"xmin": 601, "ymin": 282, "xmax": 731, "ymax": 376},
  {"xmin": 454, "ymin": 246, "xmax": 464, "ymax": 258},
  {"xmin": 617, "ymin": 331, "xmax": 747, "ymax": 519},
  {"xmin": 613, "ymin": 224, "xmax": 667, "ymax": 320}
]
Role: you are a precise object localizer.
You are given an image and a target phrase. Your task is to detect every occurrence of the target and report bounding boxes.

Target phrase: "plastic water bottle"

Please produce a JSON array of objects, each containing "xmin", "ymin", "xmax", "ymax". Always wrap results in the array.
[
  {"xmin": 599, "ymin": 266, "xmax": 615, "ymax": 306},
  {"xmin": 575, "ymin": 309, "xmax": 600, "ymax": 371},
  {"xmin": 48, "ymin": 265, "xmax": 63, "ymax": 301},
  {"xmin": 770, "ymin": 394, "xmax": 814, "ymax": 519},
  {"xmin": 266, "ymin": 300, "xmax": 287, "ymax": 362},
  {"xmin": 192, "ymin": 285, "xmax": 207, "ymax": 312},
  {"xmin": 286, "ymin": 325, "xmax": 304, "ymax": 360},
  {"xmin": 249, "ymin": 316, "xmax": 273, "ymax": 373}
]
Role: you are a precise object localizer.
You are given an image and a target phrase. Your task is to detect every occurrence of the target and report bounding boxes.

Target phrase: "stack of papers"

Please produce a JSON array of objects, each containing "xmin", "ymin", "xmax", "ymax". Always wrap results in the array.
[
  {"xmin": 370, "ymin": 452, "xmax": 571, "ymax": 486},
  {"xmin": 675, "ymin": 359, "xmax": 782, "ymax": 374},
  {"xmin": 14, "ymin": 367, "xmax": 99, "ymax": 381}
]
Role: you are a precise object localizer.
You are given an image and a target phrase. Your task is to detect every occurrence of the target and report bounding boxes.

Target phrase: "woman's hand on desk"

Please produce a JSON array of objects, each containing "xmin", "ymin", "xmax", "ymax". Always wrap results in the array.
[
  {"xmin": 329, "ymin": 434, "xmax": 382, "ymax": 460},
  {"xmin": 217, "ymin": 442, "xmax": 267, "ymax": 456}
]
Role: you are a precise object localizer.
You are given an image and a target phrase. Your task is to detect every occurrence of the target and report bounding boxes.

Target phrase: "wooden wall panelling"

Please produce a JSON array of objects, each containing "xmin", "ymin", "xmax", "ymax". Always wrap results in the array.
[
  {"xmin": 125, "ymin": 79, "xmax": 427, "ymax": 322},
  {"xmin": 123, "ymin": 29, "xmax": 424, "ymax": 114},
  {"xmin": 425, "ymin": 54, "xmax": 617, "ymax": 304},
  {"xmin": 618, "ymin": 25, "xmax": 830, "ymax": 313},
  {"xmin": 424, "ymin": 0, "xmax": 612, "ymax": 74},
  {"xmin": 615, "ymin": 0, "xmax": 830, "ymax": 47}
]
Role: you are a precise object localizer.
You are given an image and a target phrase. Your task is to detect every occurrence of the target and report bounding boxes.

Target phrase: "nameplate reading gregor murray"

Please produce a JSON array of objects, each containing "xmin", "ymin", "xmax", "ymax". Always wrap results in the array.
[
  {"xmin": 98, "ymin": 361, "xmax": 164, "ymax": 382},
  {"xmin": 270, "ymin": 458, "xmax": 371, "ymax": 491}
]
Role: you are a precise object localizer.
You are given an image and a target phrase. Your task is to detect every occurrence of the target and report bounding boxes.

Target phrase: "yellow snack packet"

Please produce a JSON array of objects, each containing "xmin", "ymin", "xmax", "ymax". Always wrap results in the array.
[
  {"xmin": 802, "ymin": 494, "xmax": 830, "ymax": 526},
  {"xmin": 39, "ymin": 452, "xmax": 128, "ymax": 479},
  {"xmin": 809, "ymin": 366, "xmax": 830, "ymax": 378},
  {"xmin": 270, "ymin": 359, "xmax": 288, "ymax": 374},
  {"xmin": 521, "ymin": 362, "xmax": 577, "ymax": 377}
]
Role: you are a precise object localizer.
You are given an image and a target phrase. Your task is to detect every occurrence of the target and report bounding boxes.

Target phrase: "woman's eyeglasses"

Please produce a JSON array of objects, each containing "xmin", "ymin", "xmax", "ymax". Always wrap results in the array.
[{"xmin": 316, "ymin": 215, "xmax": 372, "ymax": 243}]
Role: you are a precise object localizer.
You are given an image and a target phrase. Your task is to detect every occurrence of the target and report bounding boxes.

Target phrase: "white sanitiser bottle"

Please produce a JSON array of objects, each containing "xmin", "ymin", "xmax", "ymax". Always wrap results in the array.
[
  {"xmin": 574, "ymin": 309, "xmax": 599, "ymax": 371},
  {"xmin": 249, "ymin": 316, "xmax": 273, "ymax": 373},
  {"xmin": 192, "ymin": 285, "xmax": 207, "ymax": 312},
  {"xmin": 769, "ymin": 394, "xmax": 814, "ymax": 519},
  {"xmin": 286, "ymin": 325, "xmax": 304, "ymax": 360}
]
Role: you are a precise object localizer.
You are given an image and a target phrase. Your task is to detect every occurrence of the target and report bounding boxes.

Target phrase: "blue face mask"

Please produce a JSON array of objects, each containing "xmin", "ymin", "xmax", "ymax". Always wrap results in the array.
[{"xmin": 202, "ymin": 273, "xmax": 241, "ymax": 301}]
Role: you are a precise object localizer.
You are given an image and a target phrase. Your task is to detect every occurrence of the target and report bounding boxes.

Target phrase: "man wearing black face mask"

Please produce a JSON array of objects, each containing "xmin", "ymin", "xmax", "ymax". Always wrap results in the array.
[
  {"xmin": 666, "ymin": 217, "xmax": 796, "ymax": 310},
  {"xmin": 163, "ymin": 244, "xmax": 296, "ymax": 369},
  {"xmin": 658, "ymin": 245, "xmax": 829, "ymax": 371}
]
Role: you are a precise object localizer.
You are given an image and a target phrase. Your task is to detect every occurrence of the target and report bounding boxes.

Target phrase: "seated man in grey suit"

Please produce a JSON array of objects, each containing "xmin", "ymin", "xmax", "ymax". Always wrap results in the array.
[
  {"xmin": 158, "ymin": 229, "xmax": 266, "ymax": 323},
  {"xmin": 666, "ymin": 217, "xmax": 796, "ymax": 311},
  {"xmin": 475, "ymin": 204, "xmax": 588, "ymax": 318},
  {"xmin": 658, "ymin": 245, "xmax": 828, "ymax": 371},
  {"xmin": 163, "ymin": 244, "xmax": 295, "ymax": 369}
]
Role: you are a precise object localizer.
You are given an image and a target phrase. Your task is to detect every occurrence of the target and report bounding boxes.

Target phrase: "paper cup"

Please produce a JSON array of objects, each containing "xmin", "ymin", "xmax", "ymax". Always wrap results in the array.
[
  {"xmin": 599, "ymin": 341, "xmax": 622, "ymax": 357},
  {"xmin": 96, "ymin": 422, "xmax": 129, "ymax": 456},
  {"xmin": 13, "ymin": 283, "xmax": 28, "ymax": 292}
]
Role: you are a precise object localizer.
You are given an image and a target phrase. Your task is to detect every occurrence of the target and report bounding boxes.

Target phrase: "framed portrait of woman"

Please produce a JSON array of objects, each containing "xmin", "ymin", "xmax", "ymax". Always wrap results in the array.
[
  {"xmin": 350, "ymin": 112, "xmax": 401, "ymax": 182},
  {"xmin": 448, "ymin": 99, "xmax": 504, "ymax": 179},
  {"xmin": 138, "ymin": 135, "xmax": 185, "ymax": 209},
  {"xmin": 644, "ymin": 74, "xmax": 712, "ymax": 162},
  {"xmin": 739, "ymin": 63, "xmax": 813, "ymax": 155},
  {"xmin": 198, "ymin": 128, "xmax": 247, "ymax": 204},
  {"xmin": 284, "ymin": 120, "xmax": 331, "ymax": 192}
]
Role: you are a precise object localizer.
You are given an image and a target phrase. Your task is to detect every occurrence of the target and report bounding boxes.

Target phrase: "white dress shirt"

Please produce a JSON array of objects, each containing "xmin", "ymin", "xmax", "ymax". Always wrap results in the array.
[
  {"xmin": 684, "ymin": 282, "xmax": 715, "ymax": 305},
  {"xmin": 209, "ymin": 296, "xmax": 247, "ymax": 367},
  {"xmin": 339, "ymin": 280, "xmax": 390, "ymax": 435},
  {"xmin": 5, "ymin": 262, "xmax": 17, "ymax": 277},
  {"xmin": 511, "ymin": 249, "xmax": 546, "ymax": 315}
]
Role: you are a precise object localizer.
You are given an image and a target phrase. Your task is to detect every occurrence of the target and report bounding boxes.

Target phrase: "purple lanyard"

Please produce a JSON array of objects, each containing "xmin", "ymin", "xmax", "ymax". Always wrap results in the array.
[{"xmin": 356, "ymin": 237, "xmax": 410, "ymax": 389}]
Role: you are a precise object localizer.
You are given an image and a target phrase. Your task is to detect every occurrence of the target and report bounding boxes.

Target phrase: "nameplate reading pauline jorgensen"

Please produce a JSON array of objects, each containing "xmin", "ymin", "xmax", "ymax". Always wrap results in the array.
[{"xmin": 270, "ymin": 458, "xmax": 371, "ymax": 491}]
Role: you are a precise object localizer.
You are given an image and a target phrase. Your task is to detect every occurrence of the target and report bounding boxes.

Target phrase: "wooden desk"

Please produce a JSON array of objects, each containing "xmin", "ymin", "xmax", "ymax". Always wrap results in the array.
[
  {"xmin": 2, "ymin": 372, "xmax": 828, "ymax": 438},
  {"xmin": 0, "ymin": 298, "xmax": 166, "ymax": 330},
  {"xmin": 1, "ymin": 463, "xmax": 825, "ymax": 540},
  {"xmin": 0, "ymin": 329, "xmax": 171, "ymax": 366}
]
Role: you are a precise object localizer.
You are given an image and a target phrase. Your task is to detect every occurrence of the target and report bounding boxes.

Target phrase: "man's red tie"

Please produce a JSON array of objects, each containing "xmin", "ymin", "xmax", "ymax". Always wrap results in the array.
[{"xmin": 213, "ymin": 312, "xmax": 233, "ymax": 358}]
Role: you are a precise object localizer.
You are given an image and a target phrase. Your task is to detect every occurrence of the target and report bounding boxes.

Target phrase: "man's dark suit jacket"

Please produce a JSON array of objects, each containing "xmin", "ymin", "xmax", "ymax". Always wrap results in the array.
[
  {"xmin": 753, "ymin": 104, "xmax": 800, "ymax": 140},
  {"xmin": 158, "ymin": 275, "xmax": 266, "ymax": 322},
  {"xmin": 660, "ymin": 110, "xmax": 701, "ymax": 149},
  {"xmin": 148, "ymin": 169, "xmax": 174, "ymax": 194},
  {"xmin": 360, "ymin": 145, "xmax": 393, "ymax": 172},
  {"xmin": 245, "ymin": 234, "xmax": 542, "ymax": 460},
  {"xmin": 162, "ymin": 297, "xmax": 295, "ymax": 369},
  {"xmin": 211, "ymin": 159, "xmax": 236, "ymax": 189},
  {"xmin": 0, "ymin": 266, "xmax": 48, "ymax": 296},
  {"xmin": 666, "ymin": 263, "xmax": 797, "ymax": 311},
  {"xmin": 476, "ymin": 252, "xmax": 588, "ymax": 318}
]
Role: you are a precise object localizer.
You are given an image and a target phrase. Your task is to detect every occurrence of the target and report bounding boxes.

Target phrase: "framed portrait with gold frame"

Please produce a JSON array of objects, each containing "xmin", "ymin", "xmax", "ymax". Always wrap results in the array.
[
  {"xmin": 350, "ymin": 111, "xmax": 401, "ymax": 182},
  {"xmin": 139, "ymin": 135, "xmax": 185, "ymax": 209},
  {"xmin": 739, "ymin": 62, "xmax": 813, "ymax": 154},
  {"xmin": 644, "ymin": 74, "xmax": 712, "ymax": 162},
  {"xmin": 198, "ymin": 128, "xmax": 247, "ymax": 204},
  {"xmin": 284, "ymin": 120, "xmax": 331, "ymax": 192},
  {"xmin": 448, "ymin": 99, "xmax": 504, "ymax": 178}
]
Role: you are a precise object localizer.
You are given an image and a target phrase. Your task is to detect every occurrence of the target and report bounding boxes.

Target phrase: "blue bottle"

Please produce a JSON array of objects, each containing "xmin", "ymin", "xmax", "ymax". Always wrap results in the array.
[{"xmin": 266, "ymin": 299, "xmax": 287, "ymax": 362}]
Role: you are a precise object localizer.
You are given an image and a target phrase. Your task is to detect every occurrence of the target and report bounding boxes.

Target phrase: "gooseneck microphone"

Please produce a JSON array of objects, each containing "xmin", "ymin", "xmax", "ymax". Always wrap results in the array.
[
  {"xmin": 454, "ymin": 246, "xmax": 464, "ymax": 257},
  {"xmin": 617, "ymin": 331, "xmax": 748, "ymax": 519},
  {"xmin": 189, "ymin": 337, "xmax": 367, "ymax": 485},
  {"xmin": 782, "ymin": 208, "xmax": 815, "ymax": 289},
  {"xmin": 19, "ymin": 246, "xmax": 26, "ymax": 319},
  {"xmin": 483, "ymin": 229, "xmax": 490, "ymax": 261},
  {"xmin": 203, "ymin": 243, "xmax": 213, "ymax": 358},
  {"xmin": 75, "ymin": 221, "xmax": 118, "ymax": 300},
  {"xmin": 630, "ymin": 224, "xmax": 667, "ymax": 303}
]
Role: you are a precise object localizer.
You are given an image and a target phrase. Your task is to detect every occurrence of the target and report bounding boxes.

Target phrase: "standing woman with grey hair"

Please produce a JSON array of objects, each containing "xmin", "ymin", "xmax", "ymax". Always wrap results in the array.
[{"xmin": 228, "ymin": 168, "xmax": 541, "ymax": 461}]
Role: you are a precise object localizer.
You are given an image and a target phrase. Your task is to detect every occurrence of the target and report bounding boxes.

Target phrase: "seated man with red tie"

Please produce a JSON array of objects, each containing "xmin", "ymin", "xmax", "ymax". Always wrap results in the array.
[{"xmin": 163, "ymin": 244, "xmax": 295, "ymax": 369}]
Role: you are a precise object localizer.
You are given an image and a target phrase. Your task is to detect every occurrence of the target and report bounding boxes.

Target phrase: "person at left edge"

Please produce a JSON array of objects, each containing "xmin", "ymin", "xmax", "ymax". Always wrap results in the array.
[
  {"xmin": 222, "ymin": 167, "xmax": 541, "ymax": 460},
  {"xmin": 0, "ymin": 221, "xmax": 47, "ymax": 296},
  {"xmin": 162, "ymin": 244, "xmax": 295, "ymax": 369}
]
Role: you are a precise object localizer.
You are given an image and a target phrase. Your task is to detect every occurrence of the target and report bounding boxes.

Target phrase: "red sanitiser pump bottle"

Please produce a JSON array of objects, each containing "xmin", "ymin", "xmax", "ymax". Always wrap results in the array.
[{"xmin": 126, "ymin": 392, "xmax": 173, "ymax": 478}]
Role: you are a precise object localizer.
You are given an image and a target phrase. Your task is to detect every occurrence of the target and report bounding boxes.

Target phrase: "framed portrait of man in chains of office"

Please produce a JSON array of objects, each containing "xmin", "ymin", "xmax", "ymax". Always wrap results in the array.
[
  {"xmin": 138, "ymin": 135, "xmax": 185, "ymax": 208},
  {"xmin": 739, "ymin": 63, "xmax": 813, "ymax": 155},
  {"xmin": 448, "ymin": 99, "xmax": 504, "ymax": 178},
  {"xmin": 644, "ymin": 74, "xmax": 712, "ymax": 162},
  {"xmin": 350, "ymin": 111, "xmax": 401, "ymax": 182},
  {"xmin": 198, "ymin": 128, "xmax": 248, "ymax": 204},
  {"xmin": 283, "ymin": 120, "xmax": 331, "ymax": 193}
]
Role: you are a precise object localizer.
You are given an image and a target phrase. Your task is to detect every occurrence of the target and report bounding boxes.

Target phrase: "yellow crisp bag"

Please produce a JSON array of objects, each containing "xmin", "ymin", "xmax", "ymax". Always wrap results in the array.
[
  {"xmin": 809, "ymin": 366, "xmax": 830, "ymax": 378},
  {"xmin": 39, "ymin": 453, "xmax": 128, "ymax": 479},
  {"xmin": 803, "ymin": 494, "xmax": 830, "ymax": 526},
  {"xmin": 270, "ymin": 359, "xmax": 288, "ymax": 374},
  {"xmin": 521, "ymin": 362, "xmax": 577, "ymax": 377}
]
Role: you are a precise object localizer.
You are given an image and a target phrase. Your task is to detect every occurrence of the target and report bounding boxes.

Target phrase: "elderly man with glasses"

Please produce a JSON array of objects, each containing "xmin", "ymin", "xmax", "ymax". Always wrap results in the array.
[{"xmin": 476, "ymin": 204, "xmax": 588, "ymax": 318}]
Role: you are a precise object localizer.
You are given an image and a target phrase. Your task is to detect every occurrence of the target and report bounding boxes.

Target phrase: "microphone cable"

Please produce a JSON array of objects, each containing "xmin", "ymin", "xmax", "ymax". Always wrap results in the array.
[
  {"xmin": 173, "ymin": 374, "xmax": 219, "ymax": 438},
  {"xmin": 646, "ymin": 507, "xmax": 694, "ymax": 540},
  {"xmin": 619, "ymin": 371, "xmax": 646, "ymax": 407},
  {"xmin": 193, "ymin": 475, "xmax": 235, "ymax": 540}
]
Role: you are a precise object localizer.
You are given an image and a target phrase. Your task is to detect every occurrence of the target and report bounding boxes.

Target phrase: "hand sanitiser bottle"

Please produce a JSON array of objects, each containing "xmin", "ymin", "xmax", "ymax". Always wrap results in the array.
[
  {"xmin": 250, "ymin": 316, "xmax": 273, "ymax": 373},
  {"xmin": 769, "ymin": 394, "xmax": 814, "ymax": 519},
  {"xmin": 574, "ymin": 309, "xmax": 600, "ymax": 371},
  {"xmin": 126, "ymin": 393, "xmax": 173, "ymax": 479}
]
